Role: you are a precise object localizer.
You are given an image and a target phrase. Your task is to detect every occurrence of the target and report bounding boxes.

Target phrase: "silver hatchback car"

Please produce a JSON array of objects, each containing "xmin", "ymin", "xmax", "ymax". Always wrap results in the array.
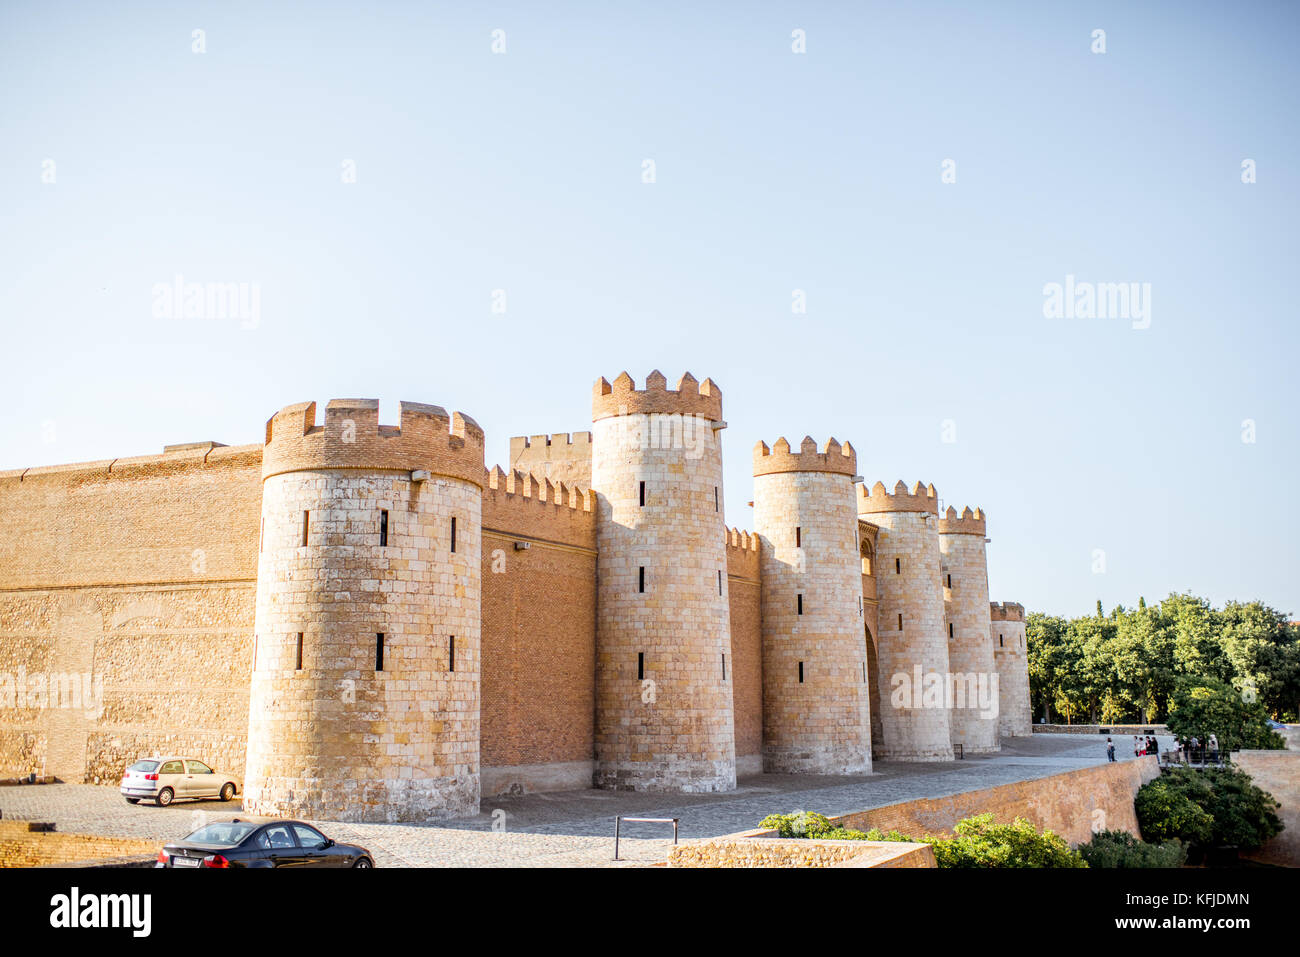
[{"xmin": 120, "ymin": 756, "xmax": 241, "ymax": 807}]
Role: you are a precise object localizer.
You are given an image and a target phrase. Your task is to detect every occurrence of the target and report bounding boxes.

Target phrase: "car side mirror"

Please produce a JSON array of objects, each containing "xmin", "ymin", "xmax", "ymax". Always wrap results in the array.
[{"xmin": 321, "ymin": 839, "xmax": 334, "ymax": 849}]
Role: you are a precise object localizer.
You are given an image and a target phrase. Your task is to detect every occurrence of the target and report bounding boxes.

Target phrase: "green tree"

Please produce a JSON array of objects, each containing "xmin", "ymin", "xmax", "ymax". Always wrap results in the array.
[
  {"xmin": 1022, "ymin": 595, "xmax": 1298, "ymax": 726},
  {"xmin": 1164, "ymin": 593, "xmax": 1228, "ymax": 682},
  {"xmin": 1027, "ymin": 613, "xmax": 1068, "ymax": 722},
  {"xmin": 1165, "ymin": 676, "xmax": 1286, "ymax": 752}
]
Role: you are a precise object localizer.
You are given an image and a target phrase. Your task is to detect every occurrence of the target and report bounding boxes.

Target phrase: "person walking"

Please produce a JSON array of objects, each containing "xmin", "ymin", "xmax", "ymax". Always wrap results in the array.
[{"xmin": 1106, "ymin": 737, "xmax": 1116, "ymax": 762}]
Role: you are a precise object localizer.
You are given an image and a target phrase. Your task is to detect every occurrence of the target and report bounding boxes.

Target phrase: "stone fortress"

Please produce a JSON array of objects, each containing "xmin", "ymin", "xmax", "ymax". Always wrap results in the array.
[{"xmin": 0, "ymin": 371, "xmax": 1031, "ymax": 822}]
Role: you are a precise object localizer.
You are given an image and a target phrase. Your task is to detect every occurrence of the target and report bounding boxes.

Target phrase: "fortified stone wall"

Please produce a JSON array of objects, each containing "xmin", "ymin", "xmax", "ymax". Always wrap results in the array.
[
  {"xmin": 990, "ymin": 602, "xmax": 1032, "ymax": 737},
  {"xmin": 243, "ymin": 400, "xmax": 484, "ymax": 823},
  {"xmin": 858, "ymin": 481, "xmax": 952, "ymax": 761},
  {"xmin": 0, "ymin": 445, "xmax": 262, "ymax": 782},
  {"xmin": 590, "ymin": 371, "xmax": 736, "ymax": 792},
  {"xmin": 0, "ymin": 370, "xmax": 1026, "ymax": 802},
  {"xmin": 754, "ymin": 438, "xmax": 871, "ymax": 774},
  {"xmin": 833, "ymin": 757, "xmax": 1162, "ymax": 846},
  {"xmin": 1230, "ymin": 750, "xmax": 1300, "ymax": 867},
  {"xmin": 939, "ymin": 507, "xmax": 998, "ymax": 753}
]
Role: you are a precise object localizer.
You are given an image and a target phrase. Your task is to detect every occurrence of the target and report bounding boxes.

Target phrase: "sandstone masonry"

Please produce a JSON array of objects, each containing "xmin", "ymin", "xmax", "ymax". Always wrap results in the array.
[{"xmin": 0, "ymin": 370, "xmax": 1031, "ymax": 816}]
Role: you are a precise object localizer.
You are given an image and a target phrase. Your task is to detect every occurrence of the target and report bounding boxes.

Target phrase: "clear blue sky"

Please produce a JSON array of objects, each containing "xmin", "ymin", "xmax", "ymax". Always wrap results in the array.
[{"xmin": 2, "ymin": 1, "xmax": 1297, "ymax": 618}]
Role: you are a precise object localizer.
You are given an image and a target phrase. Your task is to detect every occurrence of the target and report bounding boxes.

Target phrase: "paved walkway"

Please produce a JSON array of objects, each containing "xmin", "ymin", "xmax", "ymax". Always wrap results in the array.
[{"xmin": 0, "ymin": 733, "xmax": 1140, "ymax": 867}]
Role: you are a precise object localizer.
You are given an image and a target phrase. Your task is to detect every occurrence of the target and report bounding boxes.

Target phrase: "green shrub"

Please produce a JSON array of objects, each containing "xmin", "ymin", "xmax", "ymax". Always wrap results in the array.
[
  {"xmin": 758, "ymin": 811, "xmax": 1087, "ymax": 867},
  {"xmin": 1079, "ymin": 829, "xmax": 1187, "ymax": 868},
  {"xmin": 864, "ymin": 828, "xmax": 912, "ymax": 842},
  {"xmin": 924, "ymin": 814, "xmax": 1087, "ymax": 868},
  {"xmin": 757, "ymin": 811, "xmax": 868, "ymax": 840},
  {"xmin": 1136, "ymin": 766, "xmax": 1282, "ymax": 852},
  {"xmin": 1134, "ymin": 773, "xmax": 1215, "ymax": 844}
]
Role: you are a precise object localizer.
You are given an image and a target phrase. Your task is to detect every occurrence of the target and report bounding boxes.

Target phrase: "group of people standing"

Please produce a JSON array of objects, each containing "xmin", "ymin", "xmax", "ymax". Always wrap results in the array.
[
  {"xmin": 1173, "ymin": 733, "xmax": 1221, "ymax": 764},
  {"xmin": 1106, "ymin": 732, "xmax": 1221, "ymax": 764},
  {"xmin": 1132, "ymin": 734, "xmax": 1159, "ymax": 757}
]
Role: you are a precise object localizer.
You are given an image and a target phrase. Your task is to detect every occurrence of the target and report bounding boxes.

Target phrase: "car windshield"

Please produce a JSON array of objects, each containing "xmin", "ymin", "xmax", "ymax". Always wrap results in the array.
[
  {"xmin": 185, "ymin": 822, "xmax": 259, "ymax": 846},
  {"xmin": 128, "ymin": 760, "xmax": 159, "ymax": 772}
]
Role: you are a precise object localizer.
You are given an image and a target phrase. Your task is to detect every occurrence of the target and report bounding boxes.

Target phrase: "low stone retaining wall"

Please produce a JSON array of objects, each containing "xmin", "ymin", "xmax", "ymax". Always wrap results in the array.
[
  {"xmin": 668, "ymin": 836, "xmax": 935, "ymax": 868},
  {"xmin": 672, "ymin": 759, "xmax": 1159, "ymax": 866},
  {"xmin": 1232, "ymin": 750, "xmax": 1300, "ymax": 867},
  {"xmin": 0, "ymin": 820, "xmax": 159, "ymax": 868},
  {"xmin": 1032, "ymin": 724, "xmax": 1168, "ymax": 735},
  {"xmin": 830, "ymin": 756, "xmax": 1160, "ymax": 846}
]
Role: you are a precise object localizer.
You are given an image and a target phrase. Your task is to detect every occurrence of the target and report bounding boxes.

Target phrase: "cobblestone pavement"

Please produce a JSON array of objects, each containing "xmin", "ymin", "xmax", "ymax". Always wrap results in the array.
[{"xmin": 0, "ymin": 733, "xmax": 1138, "ymax": 867}]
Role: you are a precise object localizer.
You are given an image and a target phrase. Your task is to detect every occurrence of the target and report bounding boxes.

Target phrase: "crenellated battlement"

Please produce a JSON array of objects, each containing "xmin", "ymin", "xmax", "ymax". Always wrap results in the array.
[
  {"xmin": 938, "ymin": 505, "xmax": 987, "ymax": 536},
  {"xmin": 510, "ymin": 432, "xmax": 592, "ymax": 457},
  {"xmin": 508, "ymin": 431, "xmax": 593, "ymax": 487},
  {"xmin": 752, "ymin": 436, "xmax": 857, "ymax": 477},
  {"xmin": 482, "ymin": 465, "xmax": 597, "ymax": 549},
  {"xmin": 592, "ymin": 370, "xmax": 723, "ymax": 422},
  {"xmin": 989, "ymin": 601, "xmax": 1026, "ymax": 622},
  {"xmin": 726, "ymin": 526, "xmax": 758, "ymax": 552},
  {"xmin": 725, "ymin": 526, "xmax": 760, "ymax": 582},
  {"xmin": 856, "ymin": 480, "xmax": 939, "ymax": 515},
  {"xmin": 486, "ymin": 465, "xmax": 595, "ymax": 510},
  {"xmin": 261, "ymin": 398, "xmax": 485, "ymax": 486}
]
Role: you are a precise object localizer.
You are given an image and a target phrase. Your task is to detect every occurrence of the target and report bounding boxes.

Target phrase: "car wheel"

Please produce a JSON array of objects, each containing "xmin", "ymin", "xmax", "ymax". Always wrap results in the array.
[
  {"xmin": 156, "ymin": 787, "xmax": 174, "ymax": 807},
  {"xmin": 124, "ymin": 797, "xmax": 140, "ymax": 805},
  {"xmin": 352, "ymin": 857, "xmax": 373, "ymax": 868},
  {"xmin": 219, "ymin": 783, "xmax": 235, "ymax": 802}
]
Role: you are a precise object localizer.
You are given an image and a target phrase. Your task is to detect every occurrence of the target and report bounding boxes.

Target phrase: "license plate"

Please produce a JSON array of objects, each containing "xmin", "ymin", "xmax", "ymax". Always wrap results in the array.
[{"xmin": 172, "ymin": 856, "xmax": 201, "ymax": 867}]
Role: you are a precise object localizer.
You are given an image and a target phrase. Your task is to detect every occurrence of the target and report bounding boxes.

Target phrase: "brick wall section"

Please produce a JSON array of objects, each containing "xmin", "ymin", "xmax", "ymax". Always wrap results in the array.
[
  {"xmin": 0, "ymin": 443, "xmax": 262, "ymax": 588},
  {"xmin": 0, "ymin": 447, "xmax": 261, "ymax": 782},
  {"xmin": 726, "ymin": 529, "xmax": 762, "ymax": 763},
  {"xmin": 832, "ymin": 757, "xmax": 1161, "ymax": 846},
  {"xmin": 0, "ymin": 821, "xmax": 158, "ymax": 868},
  {"xmin": 754, "ymin": 451, "xmax": 871, "ymax": 773},
  {"xmin": 1232, "ymin": 750, "xmax": 1300, "ymax": 867},
  {"xmin": 479, "ymin": 531, "xmax": 596, "ymax": 769}
]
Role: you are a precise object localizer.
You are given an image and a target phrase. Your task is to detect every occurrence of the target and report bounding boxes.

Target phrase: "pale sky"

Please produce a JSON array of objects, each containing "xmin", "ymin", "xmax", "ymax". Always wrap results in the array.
[{"xmin": 2, "ymin": 0, "xmax": 1297, "ymax": 618}]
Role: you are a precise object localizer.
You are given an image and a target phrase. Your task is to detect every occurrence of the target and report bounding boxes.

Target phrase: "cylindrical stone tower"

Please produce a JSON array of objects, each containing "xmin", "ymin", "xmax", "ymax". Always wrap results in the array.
[
  {"xmin": 244, "ymin": 398, "xmax": 485, "ymax": 822},
  {"xmin": 591, "ymin": 371, "xmax": 736, "ymax": 792},
  {"xmin": 754, "ymin": 436, "xmax": 871, "ymax": 773},
  {"xmin": 939, "ymin": 506, "xmax": 1000, "ymax": 754},
  {"xmin": 991, "ymin": 602, "xmax": 1032, "ymax": 737},
  {"xmin": 857, "ymin": 480, "xmax": 952, "ymax": 761}
]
